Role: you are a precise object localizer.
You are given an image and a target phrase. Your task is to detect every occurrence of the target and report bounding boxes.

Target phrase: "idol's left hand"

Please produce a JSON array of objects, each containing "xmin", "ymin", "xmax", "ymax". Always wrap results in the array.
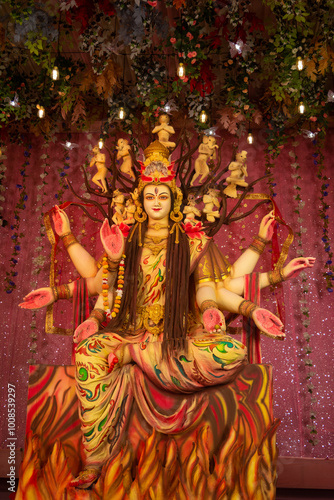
[{"xmin": 283, "ymin": 257, "xmax": 316, "ymax": 280}]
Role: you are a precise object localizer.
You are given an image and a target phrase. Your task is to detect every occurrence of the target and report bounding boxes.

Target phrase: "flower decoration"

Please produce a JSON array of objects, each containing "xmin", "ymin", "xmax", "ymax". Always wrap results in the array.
[{"xmin": 182, "ymin": 221, "xmax": 205, "ymax": 239}]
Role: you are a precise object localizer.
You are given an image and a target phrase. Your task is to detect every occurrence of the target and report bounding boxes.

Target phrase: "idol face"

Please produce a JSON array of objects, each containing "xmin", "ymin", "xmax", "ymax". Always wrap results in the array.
[{"xmin": 143, "ymin": 184, "xmax": 171, "ymax": 221}]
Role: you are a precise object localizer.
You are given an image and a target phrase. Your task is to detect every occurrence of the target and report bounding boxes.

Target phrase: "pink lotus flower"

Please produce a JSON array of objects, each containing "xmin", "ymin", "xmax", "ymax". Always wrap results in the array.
[
  {"xmin": 170, "ymin": 37, "xmax": 176, "ymax": 44},
  {"xmin": 182, "ymin": 221, "xmax": 205, "ymax": 239},
  {"xmin": 309, "ymin": 116, "xmax": 317, "ymax": 122},
  {"xmin": 186, "ymin": 32, "xmax": 194, "ymax": 40},
  {"xmin": 191, "ymin": 58, "xmax": 197, "ymax": 64},
  {"xmin": 147, "ymin": 1, "xmax": 157, "ymax": 6}
]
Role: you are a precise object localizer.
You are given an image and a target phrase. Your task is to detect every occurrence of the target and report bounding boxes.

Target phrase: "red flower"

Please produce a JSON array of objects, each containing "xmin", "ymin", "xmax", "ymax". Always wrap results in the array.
[
  {"xmin": 119, "ymin": 222, "xmax": 130, "ymax": 238},
  {"xmin": 182, "ymin": 221, "xmax": 205, "ymax": 239},
  {"xmin": 147, "ymin": 1, "xmax": 158, "ymax": 6}
]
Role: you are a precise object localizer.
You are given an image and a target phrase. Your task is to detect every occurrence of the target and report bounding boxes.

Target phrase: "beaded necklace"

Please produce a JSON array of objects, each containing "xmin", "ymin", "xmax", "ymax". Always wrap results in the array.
[{"xmin": 102, "ymin": 253, "xmax": 126, "ymax": 320}]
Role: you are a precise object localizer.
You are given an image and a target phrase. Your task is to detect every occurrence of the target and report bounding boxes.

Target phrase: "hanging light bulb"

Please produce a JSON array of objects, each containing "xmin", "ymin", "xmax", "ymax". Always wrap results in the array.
[
  {"xmin": 177, "ymin": 62, "xmax": 185, "ymax": 78},
  {"xmin": 65, "ymin": 140, "xmax": 72, "ymax": 149},
  {"xmin": 37, "ymin": 105, "xmax": 45, "ymax": 118},
  {"xmin": 298, "ymin": 101, "xmax": 305, "ymax": 114},
  {"xmin": 247, "ymin": 131, "xmax": 254, "ymax": 144},
  {"xmin": 118, "ymin": 106, "xmax": 125, "ymax": 120},
  {"xmin": 52, "ymin": 66, "xmax": 59, "ymax": 81},
  {"xmin": 98, "ymin": 136, "xmax": 104, "ymax": 149},
  {"xmin": 297, "ymin": 57, "xmax": 304, "ymax": 71},
  {"xmin": 164, "ymin": 102, "xmax": 171, "ymax": 113},
  {"xmin": 199, "ymin": 109, "xmax": 207, "ymax": 124}
]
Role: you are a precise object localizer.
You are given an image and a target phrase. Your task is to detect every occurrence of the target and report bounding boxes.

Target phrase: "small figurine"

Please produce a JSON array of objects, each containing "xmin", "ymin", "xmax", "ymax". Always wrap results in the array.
[
  {"xmin": 152, "ymin": 114, "xmax": 176, "ymax": 150},
  {"xmin": 183, "ymin": 194, "xmax": 201, "ymax": 222},
  {"xmin": 190, "ymin": 135, "xmax": 218, "ymax": 186},
  {"xmin": 111, "ymin": 189, "xmax": 125, "ymax": 225},
  {"xmin": 89, "ymin": 145, "xmax": 108, "ymax": 193},
  {"xmin": 116, "ymin": 139, "xmax": 135, "ymax": 179},
  {"xmin": 123, "ymin": 197, "xmax": 136, "ymax": 224},
  {"xmin": 223, "ymin": 150, "xmax": 248, "ymax": 198},
  {"xmin": 203, "ymin": 188, "xmax": 220, "ymax": 222}
]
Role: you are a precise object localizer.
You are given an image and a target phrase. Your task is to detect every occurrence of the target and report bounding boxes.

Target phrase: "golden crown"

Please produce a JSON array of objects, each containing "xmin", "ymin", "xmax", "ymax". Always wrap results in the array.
[{"xmin": 143, "ymin": 140, "xmax": 170, "ymax": 166}]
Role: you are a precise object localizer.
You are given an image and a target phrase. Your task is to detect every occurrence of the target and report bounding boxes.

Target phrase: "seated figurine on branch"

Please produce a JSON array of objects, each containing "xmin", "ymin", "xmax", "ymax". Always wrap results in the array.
[
  {"xmin": 152, "ymin": 114, "xmax": 176, "ymax": 150},
  {"xmin": 89, "ymin": 144, "xmax": 108, "ymax": 193},
  {"xmin": 116, "ymin": 138, "xmax": 135, "ymax": 180},
  {"xmin": 190, "ymin": 135, "xmax": 218, "ymax": 186},
  {"xmin": 183, "ymin": 194, "xmax": 201, "ymax": 222},
  {"xmin": 223, "ymin": 150, "xmax": 248, "ymax": 198},
  {"xmin": 111, "ymin": 189, "xmax": 125, "ymax": 225},
  {"xmin": 203, "ymin": 188, "xmax": 220, "ymax": 222},
  {"xmin": 20, "ymin": 142, "xmax": 315, "ymax": 490}
]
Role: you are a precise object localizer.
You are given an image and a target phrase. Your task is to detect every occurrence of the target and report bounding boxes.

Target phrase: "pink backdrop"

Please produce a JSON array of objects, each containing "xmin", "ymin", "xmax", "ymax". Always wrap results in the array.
[{"xmin": 0, "ymin": 129, "xmax": 333, "ymax": 460}]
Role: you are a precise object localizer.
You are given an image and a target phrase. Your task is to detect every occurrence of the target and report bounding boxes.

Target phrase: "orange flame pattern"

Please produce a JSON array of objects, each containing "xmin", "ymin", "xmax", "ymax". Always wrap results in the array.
[{"xmin": 17, "ymin": 363, "xmax": 279, "ymax": 499}]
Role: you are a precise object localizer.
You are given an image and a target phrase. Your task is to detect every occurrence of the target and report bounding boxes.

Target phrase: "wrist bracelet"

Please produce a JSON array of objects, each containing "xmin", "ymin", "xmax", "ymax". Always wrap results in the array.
[
  {"xmin": 238, "ymin": 299, "xmax": 257, "ymax": 319},
  {"xmin": 90, "ymin": 308, "xmax": 107, "ymax": 325},
  {"xmin": 249, "ymin": 235, "xmax": 268, "ymax": 255},
  {"xmin": 200, "ymin": 299, "xmax": 218, "ymax": 313},
  {"xmin": 268, "ymin": 268, "xmax": 285, "ymax": 286},
  {"xmin": 51, "ymin": 284, "xmax": 71, "ymax": 302},
  {"xmin": 60, "ymin": 232, "xmax": 78, "ymax": 250}
]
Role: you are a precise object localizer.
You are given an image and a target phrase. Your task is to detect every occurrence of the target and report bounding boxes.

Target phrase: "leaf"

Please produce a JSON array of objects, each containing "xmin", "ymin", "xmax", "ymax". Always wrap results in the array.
[
  {"xmin": 71, "ymin": 95, "xmax": 86, "ymax": 124},
  {"xmin": 305, "ymin": 58, "xmax": 317, "ymax": 82},
  {"xmin": 252, "ymin": 109, "xmax": 262, "ymax": 125}
]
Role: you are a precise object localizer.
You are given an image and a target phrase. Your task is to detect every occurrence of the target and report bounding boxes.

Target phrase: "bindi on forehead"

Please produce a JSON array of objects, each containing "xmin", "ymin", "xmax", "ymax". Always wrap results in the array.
[{"xmin": 155, "ymin": 187, "xmax": 159, "ymax": 194}]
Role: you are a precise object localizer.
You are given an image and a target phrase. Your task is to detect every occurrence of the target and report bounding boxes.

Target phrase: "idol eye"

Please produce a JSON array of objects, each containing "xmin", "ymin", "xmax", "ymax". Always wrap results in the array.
[
  {"xmin": 159, "ymin": 195, "xmax": 169, "ymax": 200},
  {"xmin": 145, "ymin": 195, "xmax": 154, "ymax": 200}
]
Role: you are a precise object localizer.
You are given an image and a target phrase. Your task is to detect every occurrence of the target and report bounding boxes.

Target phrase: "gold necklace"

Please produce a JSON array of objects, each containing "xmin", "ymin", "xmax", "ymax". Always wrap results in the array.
[{"xmin": 147, "ymin": 223, "xmax": 169, "ymax": 231}]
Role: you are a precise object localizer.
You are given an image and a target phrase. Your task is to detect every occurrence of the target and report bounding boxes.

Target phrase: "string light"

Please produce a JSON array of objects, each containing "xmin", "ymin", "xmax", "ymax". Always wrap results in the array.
[
  {"xmin": 177, "ymin": 62, "xmax": 185, "ymax": 78},
  {"xmin": 247, "ymin": 131, "xmax": 254, "ymax": 144},
  {"xmin": 164, "ymin": 103, "xmax": 171, "ymax": 113},
  {"xmin": 118, "ymin": 106, "xmax": 125, "ymax": 120},
  {"xmin": 298, "ymin": 101, "xmax": 305, "ymax": 114},
  {"xmin": 65, "ymin": 140, "xmax": 72, "ymax": 149},
  {"xmin": 297, "ymin": 57, "xmax": 304, "ymax": 71},
  {"xmin": 98, "ymin": 136, "xmax": 104, "ymax": 149},
  {"xmin": 37, "ymin": 105, "xmax": 45, "ymax": 118},
  {"xmin": 52, "ymin": 66, "xmax": 59, "ymax": 80},
  {"xmin": 199, "ymin": 109, "xmax": 207, "ymax": 123}
]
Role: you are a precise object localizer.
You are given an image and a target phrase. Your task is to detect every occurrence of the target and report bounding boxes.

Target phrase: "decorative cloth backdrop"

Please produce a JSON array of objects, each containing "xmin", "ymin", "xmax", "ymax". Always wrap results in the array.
[{"xmin": 0, "ymin": 130, "xmax": 333, "ymax": 460}]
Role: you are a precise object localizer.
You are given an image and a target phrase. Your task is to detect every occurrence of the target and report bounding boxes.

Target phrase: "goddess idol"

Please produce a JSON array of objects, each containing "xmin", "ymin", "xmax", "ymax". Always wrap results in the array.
[{"xmin": 20, "ymin": 140, "xmax": 315, "ymax": 490}]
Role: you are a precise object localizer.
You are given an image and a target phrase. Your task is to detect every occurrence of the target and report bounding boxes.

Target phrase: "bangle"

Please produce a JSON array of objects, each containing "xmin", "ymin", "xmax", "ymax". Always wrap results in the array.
[
  {"xmin": 51, "ymin": 286, "xmax": 59, "ymax": 302},
  {"xmin": 249, "ymin": 235, "xmax": 268, "ymax": 255},
  {"xmin": 60, "ymin": 232, "xmax": 78, "ymax": 250},
  {"xmin": 107, "ymin": 256, "xmax": 120, "ymax": 270},
  {"xmin": 57, "ymin": 284, "xmax": 71, "ymax": 299},
  {"xmin": 51, "ymin": 285, "xmax": 71, "ymax": 301},
  {"xmin": 200, "ymin": 300, "xmax": 218, "ymax": 313},
  {"xmin": 238, "ymin": 299, "xmax": 257, "ymax": 319},
  {"xmin": 268, "ymin": 268, "xmax": 285, "ymax": 286},
  {"xmin": 90, "ymin": 308, "xmax": 107, "ymax": 325}
]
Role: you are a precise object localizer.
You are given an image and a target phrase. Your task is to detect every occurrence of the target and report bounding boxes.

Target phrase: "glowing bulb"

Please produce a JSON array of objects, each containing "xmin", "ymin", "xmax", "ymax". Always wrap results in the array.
[
  {"xmin": 297, "ymin": 57, "xmax": 304, "ymax": 71},
  {"xmin": 199, "ymin": 109, "xmax": 207, "ymax": 123},
  {"xmin": 118, "ymin": 107, "xmax": 125, "ymax": 120},
  {"xmin": 37, "ymin": 106, "xmax": 45, "ymax": 118},
  {"xmin": 98, "ymin": 137, "xmax": 104, "ymax": 149},
  {"xmin": 298, "ymin": 101, "xmax": 305, "ymax": 114},
  {"xmin": 164, "ymin": 103, "xmax": 171, "ymax": 113},
  {"xmin": 65, "ymin": 141, "xmax": 72, "ymax": 149},
  {"xmin": 52, "ymin": 66, "xmax": 59, "ymax": 81},
  {"xmin": 177, "ymin": 62, "xmax": 185, "ymax": 78},
  {"xmin": 247, "ymin": 132, "xmax": 254, "ymax": 144}
]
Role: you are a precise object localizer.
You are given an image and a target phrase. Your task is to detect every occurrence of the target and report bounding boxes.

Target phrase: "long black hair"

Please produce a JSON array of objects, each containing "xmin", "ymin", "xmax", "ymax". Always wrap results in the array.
[{"xmin": 104, "ymin": 186, "xmax": 190, "ymax": 354}]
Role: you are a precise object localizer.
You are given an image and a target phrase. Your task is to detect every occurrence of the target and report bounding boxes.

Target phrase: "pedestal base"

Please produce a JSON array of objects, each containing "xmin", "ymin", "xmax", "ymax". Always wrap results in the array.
[{"xmin": 16, "ymin": 363, "xmax": 279, "ymax": 499}]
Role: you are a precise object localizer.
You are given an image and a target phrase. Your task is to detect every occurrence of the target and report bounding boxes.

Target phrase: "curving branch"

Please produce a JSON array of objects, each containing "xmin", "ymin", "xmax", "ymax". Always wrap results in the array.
[{"xmin": 66, "ymin": 177, "xmax": 109, "ymax": 221}]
